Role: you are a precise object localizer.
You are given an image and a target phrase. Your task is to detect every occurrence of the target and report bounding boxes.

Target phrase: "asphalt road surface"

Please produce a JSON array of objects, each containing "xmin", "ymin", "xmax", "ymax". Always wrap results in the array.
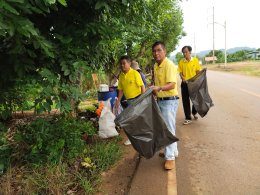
[{"xmin": 176, "ymin": 70, "xmax": 260, "ymax": 195}]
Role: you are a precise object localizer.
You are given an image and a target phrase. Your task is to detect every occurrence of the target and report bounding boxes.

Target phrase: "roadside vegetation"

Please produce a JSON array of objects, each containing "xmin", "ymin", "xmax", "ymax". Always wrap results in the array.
[
  {"xmin": 0, "ymin": 113, "xmax": 123, "ymax": 194},
  {"xmin": 206, "ymin": 61, "xmax": 260, "ymax": 77},
  {"xmin": 0, "ymin": 0, "xmax": 184, "ymax": 194}
]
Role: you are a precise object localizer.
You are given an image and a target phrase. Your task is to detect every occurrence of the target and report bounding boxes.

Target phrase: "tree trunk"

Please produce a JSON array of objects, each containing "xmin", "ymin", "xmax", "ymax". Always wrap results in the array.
[{"xmin": 135, "ymin": 41, "xmax": 147, "ymax": 60}]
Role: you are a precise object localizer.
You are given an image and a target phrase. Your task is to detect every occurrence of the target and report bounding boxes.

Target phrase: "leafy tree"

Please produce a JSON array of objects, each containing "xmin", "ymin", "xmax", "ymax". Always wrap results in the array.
[
  {"xmin": 227, "ymin": 50, "xmax": 250, "ymax": 62},
  {"xmin": 175, "ymin": 52, "xmax": 183, "ymax": 64},
  {"xmin": 206, "ymin": 50, "xmax": 224, "ymax": 63},
  {"xmin": 0, "ymin": 0, "xmax": 184, "ymax": 119}
]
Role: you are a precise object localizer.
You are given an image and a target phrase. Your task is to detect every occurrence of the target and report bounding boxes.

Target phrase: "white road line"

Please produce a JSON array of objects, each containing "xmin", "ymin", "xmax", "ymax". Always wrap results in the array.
[
  {"xmin": 240, "ymin": 88, "xmax": 260, "ymax": 99},
  {"xmin": 167, "ymin": 161, "xmax": 177, "ymax": 195}
]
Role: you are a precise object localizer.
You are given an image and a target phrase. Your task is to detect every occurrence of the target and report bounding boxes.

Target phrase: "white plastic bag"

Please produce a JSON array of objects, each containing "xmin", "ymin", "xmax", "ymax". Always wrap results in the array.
[
  {"xmin": 98, "ymin": 98, "xmax": 119, "ymax": 138},
  {"xmin": 112, "ymin": 97, "xmax": 123, "ymax": 117},
  {"xmin": 103, "ymin": 97, "xmax": 112, "ymax": 111}
]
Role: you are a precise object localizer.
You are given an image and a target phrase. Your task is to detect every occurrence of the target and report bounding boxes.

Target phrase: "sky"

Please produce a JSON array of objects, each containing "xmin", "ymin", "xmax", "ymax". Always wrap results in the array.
[{"xmin": 171, "ymin": 0, "xmax": 260, "ymax": 55}]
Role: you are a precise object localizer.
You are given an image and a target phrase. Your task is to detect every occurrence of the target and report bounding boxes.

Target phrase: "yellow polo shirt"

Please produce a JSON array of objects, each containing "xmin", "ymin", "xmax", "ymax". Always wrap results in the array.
[
  {"xmin": 154, "ymin": 57, "xmax": 178, "ymax": 98},
  {"xmin": 178, "ymin": 57, "xmax": 201, "ymax": 80},
  {"xmin": 118, "ymin": 68, "xmax": 144, "ymax": 99}
]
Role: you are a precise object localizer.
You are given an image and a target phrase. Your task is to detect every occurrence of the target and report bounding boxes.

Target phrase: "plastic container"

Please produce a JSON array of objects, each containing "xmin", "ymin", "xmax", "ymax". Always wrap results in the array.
[
  {"xmin": 98, "ymin": 90, "xmax": 118, "ymax": 109},
  {"xmin": 99, "ymin": 84, "xmax": 109, "ymax": 92}
]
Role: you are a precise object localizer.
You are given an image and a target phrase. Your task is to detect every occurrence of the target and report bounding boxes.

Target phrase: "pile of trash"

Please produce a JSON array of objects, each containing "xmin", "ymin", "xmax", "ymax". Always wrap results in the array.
[{"xmin": 96, "ymin": 98, "xmax": 119, "ymax": 139}]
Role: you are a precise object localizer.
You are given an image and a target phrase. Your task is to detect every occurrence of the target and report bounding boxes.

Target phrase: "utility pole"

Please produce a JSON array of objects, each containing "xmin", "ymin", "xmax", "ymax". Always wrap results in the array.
[
  {"xmin": 215, "ymin": 20, "xmax": 227, "ymax": 68},
  {"xmin": 224, "ymin": 21, "xmax": 227, "ymax": 68},
  {"xmin": 194, "ymin": 32, "xmax": 196, "ymax": 58},
  {"xmin": 208, "ymin": 7, "xmax": 227, "ymax": 67},
  {"xmin": 212, "ymin": 6, "xmax": 215, "ymax": 64}
]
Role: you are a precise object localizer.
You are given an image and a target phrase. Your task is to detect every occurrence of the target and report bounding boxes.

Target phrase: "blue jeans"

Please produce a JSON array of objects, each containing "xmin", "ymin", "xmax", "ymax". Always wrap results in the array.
[{"xmin": 158, "ymin": 99, "xmax": 179, "ymax": 160}]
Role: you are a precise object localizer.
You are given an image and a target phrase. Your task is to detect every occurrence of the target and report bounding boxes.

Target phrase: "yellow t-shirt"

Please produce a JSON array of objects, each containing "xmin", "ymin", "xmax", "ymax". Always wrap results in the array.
[
  {"xmin": 178, "ymin": 57, "xmax": 201, "ymax": 80},
  {"xmin": 154, "ymin": 57, "xmax": 178, "ymax": 98},
  {"xmin": 118, "ymin": 68, "xmax": 144, "ymax": 99}
]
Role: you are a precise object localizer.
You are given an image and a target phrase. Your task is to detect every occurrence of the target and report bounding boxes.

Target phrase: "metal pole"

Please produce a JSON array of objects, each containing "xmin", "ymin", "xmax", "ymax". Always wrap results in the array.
[
  {"xmin": 213, "ymin": 6, "xmax": 215, "ymax": 64},
  {"xmin": 224, "ymin": 21, "xmax": 227, "ymax": 68},
  {"xmin": 194, "ymin": 32, "xmax": 196, "ymax": 58}
]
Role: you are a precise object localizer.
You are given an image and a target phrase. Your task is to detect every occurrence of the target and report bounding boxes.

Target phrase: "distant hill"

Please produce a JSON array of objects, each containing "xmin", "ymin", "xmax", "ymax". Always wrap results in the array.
[
  {"xmin": 196, "ymin": 47, "xmax": 256, "ymax": 58},
  {"xmin": 226, "ymin": 47, "xmax": 256, "ymax": 54}
]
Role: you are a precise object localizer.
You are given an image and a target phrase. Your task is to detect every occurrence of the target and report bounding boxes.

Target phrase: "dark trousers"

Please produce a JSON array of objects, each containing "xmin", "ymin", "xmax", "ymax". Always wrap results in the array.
[{"xmin": 181, "ymin": 82, "xmax": 197, "ymax": 120}]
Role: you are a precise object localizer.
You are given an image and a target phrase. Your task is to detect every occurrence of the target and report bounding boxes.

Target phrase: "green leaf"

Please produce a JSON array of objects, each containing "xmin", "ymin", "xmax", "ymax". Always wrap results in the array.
[
  {"xmin": 95, "ymin": 1, "xmax": 109, "ymax": 10},
  {"xmin": 54, "ymin": 34, "xmax": 72, "ymax": 44},
  {"xmin": 43, "ymin": 101, "xmax": 51, "ymax": 112},
  {"xmin": 0, "ymin": 1, "xmax": 19, "ymax": 15},
  {"xmin": 46, "ymin": 0, "xmax": 56, "ymax": 5},
  {"xmin": 35, "ymin": 0, "xmax": 50, "ymax": 13},
  {"xmin": 6, "ymin": 0, "xmax": 24, "ymax": 3},
  {"xmin": 57, "ymin": 0, "xmax": 67, "ymax": 6},
  {"xmin": 122, "ymin": 0, "xmax": 128, "ymax": 5},
  {"xmin": 64, "ymin": 69, "xmax": 70, "ymax": 76}
]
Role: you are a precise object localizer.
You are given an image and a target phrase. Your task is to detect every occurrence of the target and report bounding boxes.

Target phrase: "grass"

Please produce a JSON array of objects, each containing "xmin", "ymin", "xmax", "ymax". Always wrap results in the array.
[
  {"xmin": 206, "ymin": 61, "xmax": 260, "ymax": 77},
  {"xmin": 0, "ymin": 163, "xmax": 76, "ymax": 195},
  {"xmin": 78, "ymin": 100, "xmax": 98, "ymax": 112},
  {"xmin": 0, "ymin": 138, "xmax": 122, "ymax": 195},
  {"xmin": 238, "ymin": 67, "xmax": 260, "ymax": 76},
  {"xmin": 0, "ymin": 117, "xmax": 122, "ymax": 195}
]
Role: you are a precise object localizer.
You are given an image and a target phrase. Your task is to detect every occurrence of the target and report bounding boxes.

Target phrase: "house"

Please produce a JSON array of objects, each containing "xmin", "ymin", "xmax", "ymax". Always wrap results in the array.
[{"xmin": 247, "ymin": 51, "xmax": 260, "ymax": 60}]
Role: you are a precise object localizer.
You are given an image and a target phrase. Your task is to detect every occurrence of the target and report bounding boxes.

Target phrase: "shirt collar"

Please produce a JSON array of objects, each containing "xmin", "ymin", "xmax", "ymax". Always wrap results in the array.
[
  {"xmin": 183, "ymin": 57, "xmax": 193, "ymax": 63},
  {"xmin": 122, "ymin": 67, "xmax": 133, "ymax": 75},
  {"xmin": 155, "ymin": 57, "xmax": 168, "ymax": 68}
]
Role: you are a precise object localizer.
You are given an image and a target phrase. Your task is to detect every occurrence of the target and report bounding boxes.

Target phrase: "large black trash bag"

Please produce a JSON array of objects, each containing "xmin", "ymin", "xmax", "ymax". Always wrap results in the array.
[
  {"xmin": 187, "ymin": 68, "xmax": 214, "ymax": 117},
  {"xmin": 114, "ymin": 89, "xmax": 179, "ymax": 159}
]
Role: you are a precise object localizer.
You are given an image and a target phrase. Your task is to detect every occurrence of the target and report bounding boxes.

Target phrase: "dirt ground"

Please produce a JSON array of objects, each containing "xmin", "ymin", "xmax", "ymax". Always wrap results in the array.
[{"xmin": 96, "ymin": 131, "xmax": 139, "ymax": 195}]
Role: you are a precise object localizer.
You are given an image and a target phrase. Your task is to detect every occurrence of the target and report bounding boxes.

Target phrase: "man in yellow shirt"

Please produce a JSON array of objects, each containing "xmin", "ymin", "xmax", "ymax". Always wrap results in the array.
[
  {"xmin": 178, "ymin": 46, "xmax": 201, "ymax": 125},
  {"xmin": 151, "ymin": 41, "xmax": 179, "ymax": 170},
  {"xmin": 116, "ymin": 55, "xmax": 145, "ymax": 145}
]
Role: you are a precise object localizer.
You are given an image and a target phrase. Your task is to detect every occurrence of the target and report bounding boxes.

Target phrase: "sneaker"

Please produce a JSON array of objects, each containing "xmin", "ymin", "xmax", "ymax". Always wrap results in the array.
[
  {"xmin": 193, "ymin": 114, "xmax": 198, "ymax": 120},
  {"xmin": 183, "ymin": 119, "xmax": 192, "ymax": 125},
  {"xmin": 164, "ymin": 160, "xmax": 175, "ymax": 170},
  {"xmin": 124, "ymin": 139, "xmax": 131, "ymax": 145}
]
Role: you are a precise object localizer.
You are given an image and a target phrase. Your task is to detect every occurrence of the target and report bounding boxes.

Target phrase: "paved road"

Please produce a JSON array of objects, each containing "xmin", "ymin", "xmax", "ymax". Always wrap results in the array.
[{"xmin": 176, "ymin": 70, "xmax": 260, "ymax": 195}]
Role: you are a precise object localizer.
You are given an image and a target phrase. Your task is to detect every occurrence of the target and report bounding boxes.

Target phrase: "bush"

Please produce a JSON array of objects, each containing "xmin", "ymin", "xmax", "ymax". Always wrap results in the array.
[
  {"xmin": 0, "ymin": 136, "xmax": 122, "ymax": 195},
  {"xmin": 12, "ymin": 117, "xmax": 97, "ymax": 164},
  {"xmin": 0, "ymin": 124, "xmax": 12, "ymax": 174},
  {"xmin": 0, "ymin": 117, "xmax": 123, "ymax": 194}
]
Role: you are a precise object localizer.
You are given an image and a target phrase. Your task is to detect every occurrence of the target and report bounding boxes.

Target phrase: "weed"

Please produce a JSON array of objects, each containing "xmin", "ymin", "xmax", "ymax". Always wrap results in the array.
[
  {"xmin": 84, "ymin": 137, "xmax": 122, "ymax": 172},
  {"xmin": 0, "ymin": 117, "xmax": 123, "ymax": 195},
  {"xmin": 0, "ymin": 118, "xmax": 96, "ymax": 166}
]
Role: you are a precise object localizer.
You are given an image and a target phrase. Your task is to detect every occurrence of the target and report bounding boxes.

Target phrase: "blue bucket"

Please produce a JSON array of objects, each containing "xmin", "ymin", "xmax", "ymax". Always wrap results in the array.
[{"xmin": 98, "ymin": 88, "xmax": 118, "ymax": 109}]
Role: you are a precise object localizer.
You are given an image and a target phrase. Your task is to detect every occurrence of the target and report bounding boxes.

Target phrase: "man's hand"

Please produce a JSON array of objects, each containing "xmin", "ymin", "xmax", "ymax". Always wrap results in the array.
[
  {"xmin": 115, "ymin": 98, "xmax": 120, "ymax": 110},
  {"xmin": 150, "ymin": 85, "xmax": 161, "ymax": 95},
  {"xmin": 180, "ymin": 73, "xmax": 186, "ymax": 82}
]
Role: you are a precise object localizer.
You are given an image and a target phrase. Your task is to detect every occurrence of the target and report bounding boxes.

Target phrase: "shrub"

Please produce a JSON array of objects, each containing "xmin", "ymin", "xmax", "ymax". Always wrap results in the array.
[{"xmin": 13, "ymin": 117, "xmax": 97, "ymax": 164}]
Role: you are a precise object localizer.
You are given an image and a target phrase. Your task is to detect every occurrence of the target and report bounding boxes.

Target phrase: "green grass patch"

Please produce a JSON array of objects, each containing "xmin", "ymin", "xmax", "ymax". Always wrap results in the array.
[
  {"xmin": 79, "ymin": 104, "xmax": 97, "ymax": 112},
  {"xmin": 0, "ymin": 117, "xmax": 122, "ymax": 195},
  {"xmin": 238, "ymin": 67, "xmax": 260, "ymax": 77},
  {"xmin": 207, "ymin": 61, "xmax": 260, "ymax": 77}
]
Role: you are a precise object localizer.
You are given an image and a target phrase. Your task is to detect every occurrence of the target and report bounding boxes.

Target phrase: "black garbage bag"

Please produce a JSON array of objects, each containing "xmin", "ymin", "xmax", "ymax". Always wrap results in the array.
[
  {"xmin": 114, "ymin": 89, "xmax": 179, "ymax": 159},
  {"xmin": 187, "ymin": 68, "xmax": 214, "ymax": 117}
]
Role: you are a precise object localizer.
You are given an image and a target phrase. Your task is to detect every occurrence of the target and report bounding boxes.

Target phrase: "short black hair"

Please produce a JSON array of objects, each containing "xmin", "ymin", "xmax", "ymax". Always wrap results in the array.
[
  {"xmin": 120, "ymin": 55, "xmax": 131, "ymax": 62},
  {"xmin": 182, "ymin": 46, "xmax": 192, "ymax": 53},
  {"xmin": 152, "ymin": 41, "xmax": 166, "ymax": 50}
]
